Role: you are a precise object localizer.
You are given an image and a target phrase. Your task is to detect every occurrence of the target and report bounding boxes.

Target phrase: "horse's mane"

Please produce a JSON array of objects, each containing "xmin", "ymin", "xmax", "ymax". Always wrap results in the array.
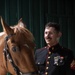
[{"xmin": 11, "ymin": 25, "xmax": 35, "ymax": 49}]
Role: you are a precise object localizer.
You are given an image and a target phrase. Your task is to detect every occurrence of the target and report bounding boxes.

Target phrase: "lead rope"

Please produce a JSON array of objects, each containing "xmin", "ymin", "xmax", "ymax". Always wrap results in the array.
[{"xmin": 3, "ymin": 34, "xmax": 22, "ymax": 75}]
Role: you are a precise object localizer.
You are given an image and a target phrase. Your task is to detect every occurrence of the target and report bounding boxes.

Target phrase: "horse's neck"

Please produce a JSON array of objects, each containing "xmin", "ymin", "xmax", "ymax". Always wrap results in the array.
[
  {"xmin": 0, "ymin": 32, "xmax": 5, "ymax": 38},
  {"xmin": 0, "ymin": 32, "xmax": 5, "ymax": 35},
  {"xmin": 0, "ymin": 32, "xmax": 6, "ymax": 50},
  {"xmin": 0, "ymin": 32, "xmax": 5, "ymax": 46}
]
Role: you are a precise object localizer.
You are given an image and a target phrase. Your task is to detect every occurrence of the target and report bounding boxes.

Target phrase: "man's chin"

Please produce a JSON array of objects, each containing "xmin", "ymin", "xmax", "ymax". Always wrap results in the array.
[
  {"xmin": 46, "ymin": 42, "xmax": 51, "ymax": 45},
  {"xmin": 46, "ymin": 40, "xmax": 51, "ymax": 43}
]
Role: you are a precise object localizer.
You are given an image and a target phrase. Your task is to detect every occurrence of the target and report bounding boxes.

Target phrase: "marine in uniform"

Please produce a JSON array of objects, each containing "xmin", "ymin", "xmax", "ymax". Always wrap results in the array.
[
  {"xmin": 35, "ymin": 43, "xmax": 74, "ymax": 75},
  {"xmin": 35, "ymin": 22, "xmax": 74, "ymax": 75}
]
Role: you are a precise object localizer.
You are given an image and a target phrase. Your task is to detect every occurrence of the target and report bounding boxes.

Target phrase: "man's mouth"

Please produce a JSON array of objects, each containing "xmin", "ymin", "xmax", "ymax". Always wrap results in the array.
[
  {"xmin": 46, "ymin": 37, "xmax": 52, "ymax": 40},
  {"xmin": 46, "ymin": 38, "xmax": 51, "ymax": 41}
]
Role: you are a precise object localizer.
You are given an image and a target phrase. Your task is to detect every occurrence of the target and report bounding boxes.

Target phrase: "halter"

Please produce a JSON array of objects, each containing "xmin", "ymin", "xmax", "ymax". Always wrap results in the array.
[
  {"xmin": 3, "ymin": 34, "xmax": 22, "ymax": 75},
  {"xmin": 3, "ymin": 34, "xmax": 38, "ymax": 75}
]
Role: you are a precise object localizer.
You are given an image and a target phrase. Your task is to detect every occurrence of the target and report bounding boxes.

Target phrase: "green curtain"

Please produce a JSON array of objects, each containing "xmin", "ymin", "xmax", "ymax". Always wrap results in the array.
[
  {"xmin": 7, "ymin": 73, "xmax": 11, "ymax": 75},
  {"xmin": 0, "ymin": 0, "xmax": 75, "ymax": 75}
]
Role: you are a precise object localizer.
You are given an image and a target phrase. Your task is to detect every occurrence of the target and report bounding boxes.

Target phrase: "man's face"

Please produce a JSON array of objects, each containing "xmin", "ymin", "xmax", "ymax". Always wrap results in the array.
[{"xmin": 44, "ymin": 27, "xmax": 61, "ymax": 46}]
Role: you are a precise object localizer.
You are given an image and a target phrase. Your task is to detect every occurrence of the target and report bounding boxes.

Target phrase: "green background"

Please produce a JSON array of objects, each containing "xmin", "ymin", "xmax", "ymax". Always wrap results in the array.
[{"xmin": 0, "ymin": 0, "xmax": 75, "ymax": 75}]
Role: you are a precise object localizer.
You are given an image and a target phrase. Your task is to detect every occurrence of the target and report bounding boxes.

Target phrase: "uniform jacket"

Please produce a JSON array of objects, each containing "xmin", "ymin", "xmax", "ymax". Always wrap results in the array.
[{"xmin": 35, "ymin": 43, "xmax": 74, "ymax": 75}]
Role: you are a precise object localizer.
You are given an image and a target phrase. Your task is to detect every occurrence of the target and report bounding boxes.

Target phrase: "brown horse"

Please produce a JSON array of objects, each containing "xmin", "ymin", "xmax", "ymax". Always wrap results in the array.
[{"xmin": 0, "ymin": 17, "xmax": 37, "ymax": 75}]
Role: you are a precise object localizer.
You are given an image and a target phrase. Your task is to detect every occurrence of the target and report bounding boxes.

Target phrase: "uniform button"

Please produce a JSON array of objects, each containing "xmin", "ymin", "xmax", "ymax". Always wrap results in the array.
[
  {"xmin": 45, "ymin": 47, "xmax": 46, "ymax": 48},
  {"xmin": 47, "ymin": 61, "xmax": 49, "ymax": 64},
  {"xmin": 46, "ymin": 67, "xmax": 49, "ymax": 69},
  {"xmin": 48, "ymin": 52, "xmax": 51, "ymax": 54},
  {"xmin": 48, "ymin": 56, "xmax": 50, "ymax": 59},
  {"xmin": 45, "ymin": 72, "xmax": 48, "ymax": 75},
  {"xmin": 52, "ymin": 47, "xmax": 54, "ymax": 50}
]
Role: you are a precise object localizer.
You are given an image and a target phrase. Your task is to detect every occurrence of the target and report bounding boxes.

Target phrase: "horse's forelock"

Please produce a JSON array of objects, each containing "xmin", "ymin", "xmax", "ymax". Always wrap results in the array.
[{"xmin": 13, "ymin": 25, "xmax": 35, "ymax": 47}]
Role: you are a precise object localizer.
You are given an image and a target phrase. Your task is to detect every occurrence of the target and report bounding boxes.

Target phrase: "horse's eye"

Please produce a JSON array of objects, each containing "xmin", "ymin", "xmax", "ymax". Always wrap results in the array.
[{"xmin": 12, "ymin": 46, "xmax": 19, "ymax": 52}]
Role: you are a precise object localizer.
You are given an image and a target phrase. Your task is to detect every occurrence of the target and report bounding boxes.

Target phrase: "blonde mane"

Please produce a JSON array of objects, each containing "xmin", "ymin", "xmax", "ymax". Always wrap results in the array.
[{"xmin": 11, "ymin": 25, "xmax": 35, "ymax": 49}]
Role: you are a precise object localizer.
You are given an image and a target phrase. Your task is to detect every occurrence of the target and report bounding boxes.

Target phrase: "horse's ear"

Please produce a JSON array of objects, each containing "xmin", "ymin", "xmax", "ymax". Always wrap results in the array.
[
  {"xmin": 18, "ymin": 18, "xmax": 26, "ymax": 28},
  {"xmin": 1, "ymin": 17, "xmax": 14, "ymax": 35}
]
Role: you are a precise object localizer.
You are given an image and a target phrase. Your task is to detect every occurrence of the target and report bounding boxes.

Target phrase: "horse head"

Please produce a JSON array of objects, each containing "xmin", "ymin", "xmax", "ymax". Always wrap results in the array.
[{"xmin": 0, "ymin": 17, "xmax": 37, "ymax": 75}]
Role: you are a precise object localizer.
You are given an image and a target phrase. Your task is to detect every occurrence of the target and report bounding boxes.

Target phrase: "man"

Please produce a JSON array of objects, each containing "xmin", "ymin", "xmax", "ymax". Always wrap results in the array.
[{"xmin": 35, "ymin": 22, "xmax": 74, "ymax": 75}]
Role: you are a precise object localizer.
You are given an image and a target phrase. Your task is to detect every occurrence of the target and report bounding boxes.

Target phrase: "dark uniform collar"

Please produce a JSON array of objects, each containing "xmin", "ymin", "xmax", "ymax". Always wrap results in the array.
[{"xmin": 46, "ymin": 43, "xmax": 61, "ymax": 52}]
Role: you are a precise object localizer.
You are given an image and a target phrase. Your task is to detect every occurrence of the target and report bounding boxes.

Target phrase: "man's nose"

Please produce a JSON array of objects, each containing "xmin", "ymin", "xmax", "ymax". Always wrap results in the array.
[
  {"xmin": 47, "ymin": 33, "xmax": 50, "ymax": 36},
  {"xmin": 46, "ymin": 34, "xmax": 50, "ymax": 38}
]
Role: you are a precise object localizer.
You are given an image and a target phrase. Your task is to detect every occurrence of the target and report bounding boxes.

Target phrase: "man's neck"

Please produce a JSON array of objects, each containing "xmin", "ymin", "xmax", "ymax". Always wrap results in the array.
[{"xmin": 47, "ymin": 42, "xmax": 59, "ymax": 48}]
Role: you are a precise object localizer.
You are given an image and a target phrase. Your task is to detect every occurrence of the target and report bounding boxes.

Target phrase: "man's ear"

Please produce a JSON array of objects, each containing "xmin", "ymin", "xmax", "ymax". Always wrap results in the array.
[{"xmin": 58, "ymin": 32, "xmax": 62, "ymax": 37}]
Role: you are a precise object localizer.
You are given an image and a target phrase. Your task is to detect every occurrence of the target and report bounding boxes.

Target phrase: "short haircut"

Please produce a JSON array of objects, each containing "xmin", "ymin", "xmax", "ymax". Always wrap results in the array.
[{"xmin": 45, "ymin": 22, "xmax": 60, "ymax": 32}]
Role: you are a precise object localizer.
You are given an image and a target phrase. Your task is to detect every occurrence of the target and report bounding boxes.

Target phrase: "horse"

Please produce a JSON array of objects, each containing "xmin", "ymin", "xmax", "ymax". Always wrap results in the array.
[{"xmin": 0, "ymin": 17, "xmax": 37, "ymax": 75}]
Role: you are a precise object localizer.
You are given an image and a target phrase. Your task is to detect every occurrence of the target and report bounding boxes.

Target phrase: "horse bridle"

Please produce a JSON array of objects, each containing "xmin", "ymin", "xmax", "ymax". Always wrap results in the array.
[
  {"xmin": 3, "ymin": 34, "xmax": 23, "ymax": 75},
  {"xmin": 3, "ymin": 34, "xmax": 38, "ymax": 75}
]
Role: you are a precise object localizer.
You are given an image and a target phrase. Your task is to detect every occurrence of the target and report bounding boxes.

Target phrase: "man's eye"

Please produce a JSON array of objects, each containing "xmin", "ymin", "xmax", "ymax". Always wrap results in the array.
[{"xmin": 45, "ymin": 32, "xmax": 47, "ymax": 34}]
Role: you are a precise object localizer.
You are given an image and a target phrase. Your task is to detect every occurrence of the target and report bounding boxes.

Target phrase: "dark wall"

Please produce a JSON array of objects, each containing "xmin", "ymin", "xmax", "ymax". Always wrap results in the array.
[{"xmin": 0, "ymin": 0, "xmax": 75, "ymax": 54}]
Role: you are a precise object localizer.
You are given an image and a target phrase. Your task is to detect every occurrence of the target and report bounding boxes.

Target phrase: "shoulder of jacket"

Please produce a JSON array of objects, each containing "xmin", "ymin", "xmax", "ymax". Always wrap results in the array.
[
  {"xmin": 61, "ymin": 46, "xmax": 73, "ymax": 53},
  {"xmin": 36, "ymin": 46, "xmax": 47, "ymax": 51}
]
